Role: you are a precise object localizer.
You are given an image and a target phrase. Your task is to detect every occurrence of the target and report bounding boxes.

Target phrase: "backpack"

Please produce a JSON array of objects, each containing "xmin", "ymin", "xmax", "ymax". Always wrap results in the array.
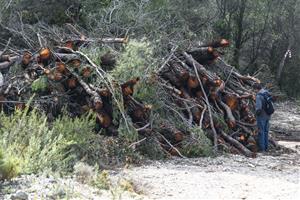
[{"xmin": 258, "ymin": 92, "xmax": 275, "ymax": 115}]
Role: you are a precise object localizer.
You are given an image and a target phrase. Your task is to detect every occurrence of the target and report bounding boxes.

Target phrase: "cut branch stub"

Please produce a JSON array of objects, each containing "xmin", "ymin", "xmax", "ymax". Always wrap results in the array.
[
  {"xmin": 159, "ymin": 122, "xmax": 185, "ymax": 143},
  {"xmin": 64, "ymin": 40, "xmax": 75, "ymax": 50},
  {"xmin": 55, "ymin": 53, "xmax": 81, "ymax": 62},
  {"xmin": 81, "ymin": 66, "xmax": 92, "ymax": 78},
  {"xmin": 98, "ymin": 88, "xmax": 111, "ymax": 97},
  {"xmin": 21, "ymin": 51, "xmax": 32, "ymax": 68},
  {"xmin": 67, "ymin": 78, "xmax": 77, "ymax": 89},
  {"xmin": 96, "ymin": 111, "xmax": 112, "ymax": 128},
  {"xmin": 200, "ymin": 39, "xmax": 230, "ymax": 48},
  {"xmin": 0, "ymin": 55, "xmax": 10, "ymax": 62},
  {"xmin": 125, "ymin": 96, "xmax": 151, "ymax": 124},
  {"xmin": 187, "ymin": 47, "xmax": 219, "ymax": 64},
  {"xmin": 39, "ymin": 48, "xmax": 52, "ymax": 62},
  {"xmin": 56, "ymin": 62, "xmax": 66, "ymax": 73},
  {"xmin": 225, "ymin": 94, "xmax": 239, "ymax": 110},
  {"xmin": 68, "ymin": 59, "xmax": 81, "ymax": 68},
  {"xmin": 100, "ymin": 52, "xmax": 116, "ymax": 71},
  {"xmin": 169, "ymin": 61, "xmax": 190, "ymax": 83},
  {"xmin": 121, "ymin": 77, "xmax": 140, "ymax": 96},
  {"xmin": 187, "ymin": 75, "xmax": 199, "ymax": 89},
  {"xmin": 219, "ymin": 100, "xmax": 236, "ymax": 128}
]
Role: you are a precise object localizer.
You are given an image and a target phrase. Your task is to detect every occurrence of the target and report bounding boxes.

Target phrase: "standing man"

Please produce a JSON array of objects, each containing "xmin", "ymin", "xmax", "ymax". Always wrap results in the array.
[{"xmin": 253, "ymin": 83, "xmax": 273, "ymax": 152}]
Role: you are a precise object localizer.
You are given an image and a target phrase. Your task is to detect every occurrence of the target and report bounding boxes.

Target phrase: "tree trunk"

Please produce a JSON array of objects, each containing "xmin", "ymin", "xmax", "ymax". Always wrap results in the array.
[
  {"xmin": 276, "ymin": 40, "xmax": 293, "ymax": 81},
  {"xmin": 233, "ymin": 0, "xmax": 247, "ymax": 68}
]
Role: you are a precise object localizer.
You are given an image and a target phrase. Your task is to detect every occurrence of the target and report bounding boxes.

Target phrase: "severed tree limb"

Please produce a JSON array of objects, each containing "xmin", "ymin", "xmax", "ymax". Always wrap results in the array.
[
  {"xmin": 219, "ymin": 131, "xmax": 255, "ymax": 157},
  {"xmin": 128, "ymin": 137, "xmax": 147, "ymax": 148},
  {"xmin": 183, "ymin": 52, "xmax": 218, "ymax": 83},
  {"xmin": 218, "ymin": 100, "xmax": 236, "ymax": 128},
  {"xmin": 0, "ymin": 55, "xmax": 20, "ymax": 70},
  {"xmin": 157, "ymin": 132, "xmax": 187, "ymax": 158},
  {"xmin": 157, "ymin": 46, "xmax": 178, "ymax": 74},
  {"xmin": 0, "ymin": 54, "xmax": 10, "ymax": 62},
  {"xmin": 199, "ymin": 104, "xmax": 207, "ymax": 129},
  {"xmin": 216, "ymin": 57, "xmax": 260, "ymax": 85},
  {"xmin": 199, "ymin": 39, "xmax": 230, "ymax": 48},
  {"xmin": 236, "ymin": 120, "xmax": 256, "ymax": 127},
  {"xmin": 54, "ymin": 53, "xmax": 80, "ymax": 62},
  {"xmin": 189, "ymin": 52, "xmax": 218, "ymax": 151},
  {"xmin": 64, "ymin": 64, "xmax": 103, "ymax": 109},
  {"xmin": 159, "ymin": 81, "xmax": 182, "ymax": 96},
  {"xmin": 136, "ymin": 123, "xmax": 151, "ymax": 132},
  {"xmin": 183, "ymin": 101, "xmax": 193, "ymax": 126},
  {"xmin": 78, "ymin": 77, "xmax": 103, "ymax": 109},
  {"xmin": 75, "ymin": 50, "xmax": 132, "ymax": 133},
  {"xmin": 237, "ymin": 123, "xmax": 254, "ymax": 136},
  {"xmin": 0, "ymin": 38, "xmax": 11, "ymax": 57},
  {"xmin": 187, "ymin": 47, "xmax": 219, "ymax": 64}
]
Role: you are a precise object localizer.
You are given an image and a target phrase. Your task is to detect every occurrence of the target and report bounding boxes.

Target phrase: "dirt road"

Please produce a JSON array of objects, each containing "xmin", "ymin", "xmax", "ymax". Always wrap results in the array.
[{"xmin": 122, "ymin": 147, "xmax": 299, "ymax": 200}]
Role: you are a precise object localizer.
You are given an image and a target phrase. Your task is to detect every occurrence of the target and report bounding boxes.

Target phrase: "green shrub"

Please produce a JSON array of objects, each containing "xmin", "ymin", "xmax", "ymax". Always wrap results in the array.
[
  {"xmin": 0, "ymin": 108, "xmax": 97, "ymax": 174},
  {"xmin": 181, "ymin": 127, "xmax": 213, "ymax": 157},
  {"xmin": 0, "ymin": 149, "xmax": 20, "ymax": 181},
  {"xmin": 0, "ymin": 106, "xmax": 146, "ymax": 175}
]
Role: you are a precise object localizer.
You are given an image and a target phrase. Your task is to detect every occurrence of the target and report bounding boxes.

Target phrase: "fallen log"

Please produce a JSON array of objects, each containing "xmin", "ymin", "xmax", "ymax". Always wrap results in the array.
[
  {"xmin": 218, "ymin": 100, "xmax": 236, "ymax": 128},
  {"xmin": 187, "ymin": 47, "xmax": 219, "ymax": 64},
  {"xmin": 183, "ymin": 52, "xmax": 219, "ymax": 84},
  {"xmin": 0, "ymin": 56, "xmax": 20, "ymax": 70},
  {"xmin": 219, "ymin": 131, "xmax": 255, "ymax": 157},
  {"xmin": 0, "ymin": 55, "xmax": 10, "ymax": 62},
  {"xmin": 54, "ymin": 53, "xmax": 81, "ymax": 62}
]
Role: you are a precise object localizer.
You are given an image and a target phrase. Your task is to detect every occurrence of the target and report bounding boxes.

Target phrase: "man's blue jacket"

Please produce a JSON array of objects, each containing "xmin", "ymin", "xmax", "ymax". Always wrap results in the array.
[{"xmin": 255, "ymin": 89, "xmax": 271, "ymax": 120}]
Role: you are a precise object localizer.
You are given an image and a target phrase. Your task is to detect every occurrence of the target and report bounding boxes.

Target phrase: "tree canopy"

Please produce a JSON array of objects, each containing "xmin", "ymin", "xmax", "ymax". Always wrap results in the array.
[{"xmin": 0, "ymin": 0, "xmax": 299, "ymax": 97}]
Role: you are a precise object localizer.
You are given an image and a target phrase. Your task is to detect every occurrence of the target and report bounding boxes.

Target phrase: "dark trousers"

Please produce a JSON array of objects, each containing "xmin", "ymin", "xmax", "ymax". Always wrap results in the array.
[{"xmin": 257, "ymin": 118, "xmax": 270, "ymax": 151}]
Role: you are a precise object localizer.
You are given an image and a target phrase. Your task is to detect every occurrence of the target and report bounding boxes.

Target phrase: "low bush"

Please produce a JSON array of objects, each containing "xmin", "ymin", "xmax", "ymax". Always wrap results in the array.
[
  {"xmin": 0, "ymin": 106, "xmax": 142, "ymax": 175},
  {"xmin": 0, "ymin": 149, "xmax": 20, "ymax": 181}
]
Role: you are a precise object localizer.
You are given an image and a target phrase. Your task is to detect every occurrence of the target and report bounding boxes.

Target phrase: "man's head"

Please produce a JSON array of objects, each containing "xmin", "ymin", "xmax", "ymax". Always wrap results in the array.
[{"xmin": 253, "ymin": 82, "xmax": 262, "ymax": 93}]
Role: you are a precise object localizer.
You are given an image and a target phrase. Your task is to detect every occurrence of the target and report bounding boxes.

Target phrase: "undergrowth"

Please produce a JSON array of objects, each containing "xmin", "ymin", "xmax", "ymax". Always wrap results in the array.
[{"xmin": 0, "ymin": 107, "xmax": 143, "ymax": 179}]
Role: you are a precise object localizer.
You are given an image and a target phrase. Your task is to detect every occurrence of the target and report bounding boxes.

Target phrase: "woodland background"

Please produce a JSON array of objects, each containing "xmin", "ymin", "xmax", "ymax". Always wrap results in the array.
[{"xmin": 0, "ymin": 0, "xmax": 299, "ymax": 97}]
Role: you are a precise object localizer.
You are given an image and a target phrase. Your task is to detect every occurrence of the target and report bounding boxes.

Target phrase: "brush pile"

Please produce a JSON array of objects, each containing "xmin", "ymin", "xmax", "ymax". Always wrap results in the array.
[
  {"xmin": 157, "ymin": 39, "xmax": 280, "ymax": 157},
  {"xmin": 0, "ymin": 37, "xmax": 278, "ymax": 158}
]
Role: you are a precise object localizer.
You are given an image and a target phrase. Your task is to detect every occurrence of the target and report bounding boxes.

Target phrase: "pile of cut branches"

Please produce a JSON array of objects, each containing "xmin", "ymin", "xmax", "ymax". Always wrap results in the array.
[
  {"xmin": 157, "ymin": 39, "xmax": 279, "ymax": 157},
  {"xmin": 0, "ymin": 36, "xmax": 279, "ymax": 158}
]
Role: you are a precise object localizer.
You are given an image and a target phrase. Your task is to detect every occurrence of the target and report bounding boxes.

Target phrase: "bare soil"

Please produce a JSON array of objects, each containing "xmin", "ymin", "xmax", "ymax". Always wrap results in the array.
[{"xmin": 122, "ymin": 147, "xmax": 299, "ymax": 200}]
